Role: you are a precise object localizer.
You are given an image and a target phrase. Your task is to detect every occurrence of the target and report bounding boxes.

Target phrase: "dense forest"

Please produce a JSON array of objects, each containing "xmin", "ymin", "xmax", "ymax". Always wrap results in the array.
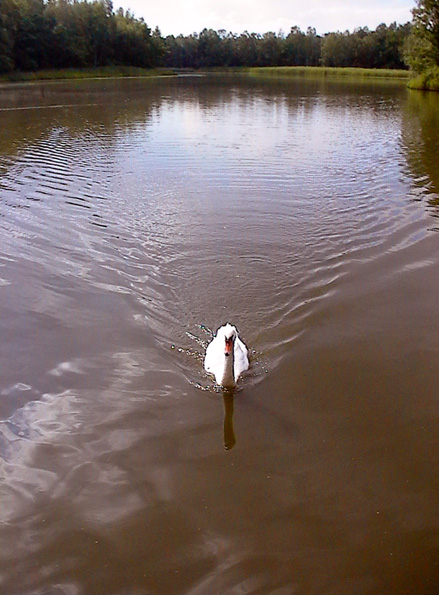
[
  {"xmin": 0, "ymin": 0, "xmax": 164, "ymax": 71},
  {"xmin": 0, "ymin": 0, "xmax": 413, "ymax": 74},
  {"xmin": 165, "ymin": 24, "xmax": 411, "ymax": 70}
]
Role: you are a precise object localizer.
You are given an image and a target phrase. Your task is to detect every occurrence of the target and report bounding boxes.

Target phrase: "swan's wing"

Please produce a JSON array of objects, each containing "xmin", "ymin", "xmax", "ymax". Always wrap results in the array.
[
  {"xmin": 234, "ymin": 337, "xmax": 249, "ymax": 380},
  {"xmin": 204, "ymin": 337, "xmax": 222, "ymax": 373},
  {"xmin": 235, "ymin": 336, "xmax": 249, "ymax": 361}
]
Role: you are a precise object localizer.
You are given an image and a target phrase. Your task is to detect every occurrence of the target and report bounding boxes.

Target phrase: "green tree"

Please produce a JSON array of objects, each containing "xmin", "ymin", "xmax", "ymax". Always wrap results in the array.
[
  {"xmin": 113, "ymin": 8, "xmax": 155, "ymax": 67},
  {"xmin": 151, "ymin": 26, "xmax": 165, "ymax": 65},
  {"xmin": 13, "ymin": 0, "xmax": 53, "ymax": 70},
  {"xmin": 413, "ymin": 0, "xmax": 439, "ymax": 61},
  {"xmin": 258, "ymin": 31, "xmax": 281, "ymax": 66},
  {"xmin": 321, "ymin": 31, "xmax": 353, "ymax": 66},
  {"xmin": 46, "ymin": 0, "xmax": 95, "ymax": 67},
  {"xmin": 198, "ymin": 28, "xmax": 223, "ymax": 67},
  {"xmin": 371, "ymin": 23, "xmax": 409, "ymax": 69},
  {"xmin": 86, "ymin": 1, "xmax": 113, "ymax": 67},
  {"xmin": 304, "ymin": 27, "xmax": 322, "ymax": 66},
  {"xmin": 164, "ymin": 33, "xmax": 199, "ymax": 68},
  {"xmin": 405, "ymin": 0, "xmax": 439, "ymax": 71},
  {"xmin": 232, "ymin": 31, "xmax": 259, "ymax": 66},
  {"xmin": 0, "ymin": 0, "xmax": 19, "ymax": 72},
  {"xmin": 283, "ymin": 26, "xmax": 306, "ymax": 66}
]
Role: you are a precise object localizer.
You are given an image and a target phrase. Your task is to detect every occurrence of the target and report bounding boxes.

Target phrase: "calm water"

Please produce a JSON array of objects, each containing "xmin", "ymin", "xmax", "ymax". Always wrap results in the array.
[{"xmin": 1, "ymin": 74, "xmax": 439, "ymax": 594}]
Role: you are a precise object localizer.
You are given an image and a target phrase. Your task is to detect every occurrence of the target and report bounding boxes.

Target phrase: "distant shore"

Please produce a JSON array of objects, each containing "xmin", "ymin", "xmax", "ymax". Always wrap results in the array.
[
  {"xmin": 0, "ymin": 65, "xmax": 424, "ymax": 87},
  {"xmin": 246, "ymin": 66, "xmax": 410, "ymax": 80},
  {"xmin": 0, "ymin": 66, "xmax": 177, "ymax": 83}
]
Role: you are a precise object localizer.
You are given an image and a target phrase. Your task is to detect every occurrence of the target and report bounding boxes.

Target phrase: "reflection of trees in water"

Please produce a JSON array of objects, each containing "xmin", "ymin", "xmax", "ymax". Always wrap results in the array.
[
  {"xmin": 0, "ymin": 78, "xmax": 169, "ymax": 226},
  {"xmin": 402, "ymin": 91, "xmax": 439, "ymax": 220},
  {"xmin": 0, "ymin": 75, "xmax": 408, "ymax": 159},
  {"xmin": 0, "ymin": 76, "xmax": 256, "ymax": 166},
  {"xmin": 0, "ymin": 78, "xmax": 165, "ymax": 157}
]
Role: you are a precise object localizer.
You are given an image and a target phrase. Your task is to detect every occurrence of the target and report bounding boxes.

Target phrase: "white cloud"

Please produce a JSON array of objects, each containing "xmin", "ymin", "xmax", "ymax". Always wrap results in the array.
[{"xmin": 116, "ymin": 0, "xmax": 413, "ymax": 36}]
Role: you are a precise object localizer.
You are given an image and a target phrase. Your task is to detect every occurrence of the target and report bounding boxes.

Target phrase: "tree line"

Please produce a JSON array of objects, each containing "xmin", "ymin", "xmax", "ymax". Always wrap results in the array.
[
  {"xmin": 0, "ymin": 0, "xmax": 164, "ymax": 72},
  {"xmin": 164, "ymin": 24, "xmax": 411, "ymax": 70},
  {"xmin": 0, "ymin": 0, "xmax": 426, "ymax": 74}
]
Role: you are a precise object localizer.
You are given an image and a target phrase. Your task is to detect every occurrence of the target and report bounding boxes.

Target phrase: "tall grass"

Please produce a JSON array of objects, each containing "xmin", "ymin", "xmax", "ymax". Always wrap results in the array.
[
  {"xmin": 0, "ymin": 64, "xmax": 415, "ymax": 86},
  {"xmin": 0, "ymin": 66, "xmax": 176, "ymax": 82},
  {"xmin": 407, "ymin": 67, "xmax": 439, "ymax": 91},
  {"xmin": 247, "ymin": 66, "xmax": 410, "ymax": 80}
]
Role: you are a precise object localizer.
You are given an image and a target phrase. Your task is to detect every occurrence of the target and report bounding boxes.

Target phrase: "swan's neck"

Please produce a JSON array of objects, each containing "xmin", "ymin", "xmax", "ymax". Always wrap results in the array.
[{"xmin": 219, "ymin": 351, "xmax": 235, "ymax": 388}]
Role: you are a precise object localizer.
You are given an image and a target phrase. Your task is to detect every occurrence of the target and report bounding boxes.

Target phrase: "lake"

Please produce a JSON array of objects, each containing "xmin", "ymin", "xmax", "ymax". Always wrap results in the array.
[{"xmin": 1, "ymin": 74, "xmax": 439, "ymax": 594}]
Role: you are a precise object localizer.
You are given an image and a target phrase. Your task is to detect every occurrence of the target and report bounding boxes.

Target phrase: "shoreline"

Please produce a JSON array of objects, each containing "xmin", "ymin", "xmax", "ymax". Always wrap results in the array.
[
  {"xmin": 0, "ymin": 66, "xmax": 177, "ymax": 83},
  {"xmin": 3, "ymin": 65, "xmax": 437, "ymax": 90},
  {"xmin": 246, "ymin": 66, "xmax": 410, "ymax": 80}
]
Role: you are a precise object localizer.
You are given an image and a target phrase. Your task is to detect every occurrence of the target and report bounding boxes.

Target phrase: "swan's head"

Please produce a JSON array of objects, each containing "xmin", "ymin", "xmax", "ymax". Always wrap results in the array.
[{"xmin": 219, "ymin": 323, "xmax": 237, "ymax": 357}]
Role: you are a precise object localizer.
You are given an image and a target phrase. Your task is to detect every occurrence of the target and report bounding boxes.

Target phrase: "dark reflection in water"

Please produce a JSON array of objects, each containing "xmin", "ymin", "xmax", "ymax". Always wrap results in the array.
[
  {"xmin": 1, "ymin": 75, "xmax": 439, "ymax": 594},
  {"xmin": 222, "ymin": 391, "xmax": 236, "ymax": 450}
]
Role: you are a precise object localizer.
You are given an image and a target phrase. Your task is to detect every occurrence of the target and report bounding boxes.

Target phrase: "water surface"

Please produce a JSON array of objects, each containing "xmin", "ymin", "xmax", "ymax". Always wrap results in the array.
[{"xmin": 1, "ymin": 75, "xmax": 439, "ymax": 594}]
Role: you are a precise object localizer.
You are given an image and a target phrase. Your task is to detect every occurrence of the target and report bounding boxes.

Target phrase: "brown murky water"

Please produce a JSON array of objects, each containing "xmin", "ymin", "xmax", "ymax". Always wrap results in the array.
[{"xmin": 1, "ymin": 74, "xmax": 439, "ymax": 594}]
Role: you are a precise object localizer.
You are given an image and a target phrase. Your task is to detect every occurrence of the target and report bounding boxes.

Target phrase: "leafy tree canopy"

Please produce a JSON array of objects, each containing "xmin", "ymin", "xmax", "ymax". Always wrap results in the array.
[
  {"xmin": 404, "ymin": 0, "xmax": 439, "ymax": 72},
  {"xmin": 0, "ymin": 0, "xmax": 412, "ymax": 74}
]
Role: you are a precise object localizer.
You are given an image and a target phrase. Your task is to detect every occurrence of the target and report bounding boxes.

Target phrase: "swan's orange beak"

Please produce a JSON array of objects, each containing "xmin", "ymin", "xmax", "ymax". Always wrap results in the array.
[{"xmin": 225, "ymin": 337, "xmax": 234, "ymax": 356}]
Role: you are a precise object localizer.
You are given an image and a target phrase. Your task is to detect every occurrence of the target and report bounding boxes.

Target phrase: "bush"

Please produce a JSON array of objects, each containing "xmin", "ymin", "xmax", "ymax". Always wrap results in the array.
[{"xmin": 408, "ymin": 65, "xmax": 439, "ymax": 90}]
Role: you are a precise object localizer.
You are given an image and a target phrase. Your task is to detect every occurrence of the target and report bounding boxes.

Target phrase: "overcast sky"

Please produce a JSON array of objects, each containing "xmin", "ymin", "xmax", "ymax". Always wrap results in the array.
[{"xmin": 115, "ymin": 0, "xmax": 414, "ymax": 37}]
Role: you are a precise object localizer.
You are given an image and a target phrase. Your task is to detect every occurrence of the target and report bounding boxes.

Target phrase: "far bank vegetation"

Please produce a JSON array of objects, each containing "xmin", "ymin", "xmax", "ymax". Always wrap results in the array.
[
  {"xmin": 0, "ymin": 0, "xmax": 410, "ymax": 75},
  {"xmin": 0, "ymin": 0, "xmax": 438, "ymax": 90}
]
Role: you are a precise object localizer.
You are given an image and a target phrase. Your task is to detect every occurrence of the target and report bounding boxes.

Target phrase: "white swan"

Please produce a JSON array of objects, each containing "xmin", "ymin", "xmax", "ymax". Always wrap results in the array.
[{"xmin": 204, "ymin": 323, "xmax": 249, "ymax": 388}]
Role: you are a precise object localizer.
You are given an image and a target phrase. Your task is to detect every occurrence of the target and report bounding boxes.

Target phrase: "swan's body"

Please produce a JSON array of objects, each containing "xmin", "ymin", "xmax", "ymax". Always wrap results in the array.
[{"xmin": 204, "ymin": 323, "xmax": 249, "ymax": 388}]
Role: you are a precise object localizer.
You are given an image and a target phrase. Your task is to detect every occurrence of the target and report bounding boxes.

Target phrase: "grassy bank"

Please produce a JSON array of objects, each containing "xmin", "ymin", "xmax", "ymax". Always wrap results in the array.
[
  {"xmin": 407, "ymin": 67, "xmax": 439, "ymax": 91},
  {"xmin": 0, "ymin": 66, "xmax": 176, "ymax": 83},
  {"xmin": 247, "ymin": 66, "xmax": 410, "ymax": 80},
  {"xmin": 0, "ymin": 64, "xmax": 415, "ymax": 85}
]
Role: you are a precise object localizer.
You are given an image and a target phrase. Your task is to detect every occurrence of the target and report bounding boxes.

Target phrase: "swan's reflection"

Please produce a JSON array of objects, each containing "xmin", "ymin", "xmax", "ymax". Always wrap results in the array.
[{"xmin": 222, "ymin": 390, "xmax": 236, "ymax": 450}]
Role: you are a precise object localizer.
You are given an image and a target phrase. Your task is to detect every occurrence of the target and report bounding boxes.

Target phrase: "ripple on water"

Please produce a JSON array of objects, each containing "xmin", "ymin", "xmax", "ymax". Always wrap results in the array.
[
  {"xmin": 1, "ymin": 76, "xmax": 439, "ymax": 595},
  {"xmin": 0, "ymin": 86, "xmax": 434, "ymax": 423},
  {"xmin": 0, "ymin": 82, "xmax": 432, "ymax": 379}
]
